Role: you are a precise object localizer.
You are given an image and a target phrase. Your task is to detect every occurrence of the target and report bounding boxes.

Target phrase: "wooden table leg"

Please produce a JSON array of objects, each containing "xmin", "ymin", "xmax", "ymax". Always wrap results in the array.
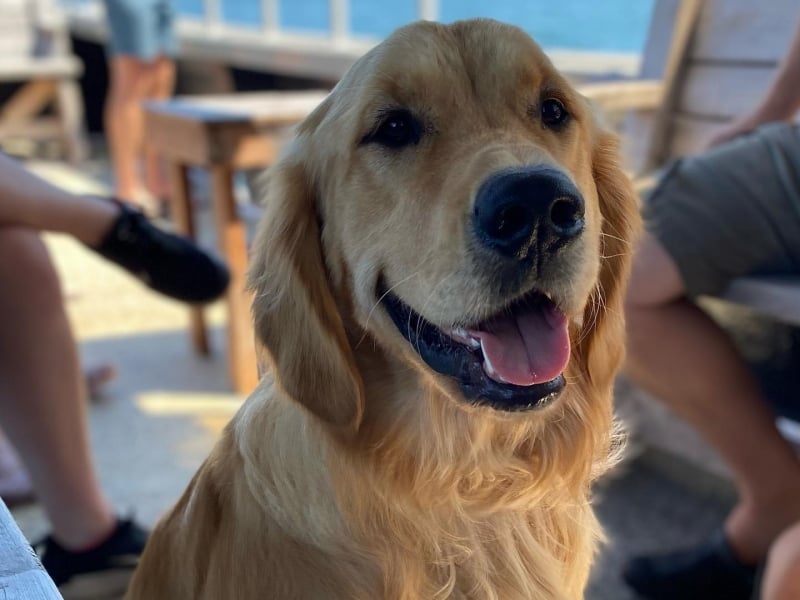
[
  {"xmin": 209, "ymin": 164, "xmax": 258, "ymax": 394},
  {"xmin": 168, "ymin": 162, "xmax": 210, "ymax": 355}
]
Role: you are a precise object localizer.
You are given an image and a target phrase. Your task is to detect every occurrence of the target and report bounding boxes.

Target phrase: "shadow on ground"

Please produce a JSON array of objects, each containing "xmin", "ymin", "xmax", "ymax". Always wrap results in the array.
[{"xmin": 13, "ymin": 325, "xmax": 244, "ymax": 545}]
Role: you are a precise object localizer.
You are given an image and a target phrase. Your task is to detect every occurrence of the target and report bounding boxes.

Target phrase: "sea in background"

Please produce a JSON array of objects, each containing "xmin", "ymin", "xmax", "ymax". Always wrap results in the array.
[{"xmin": 174, "ymin": 0, "xmax": 656, "ymax": 54}]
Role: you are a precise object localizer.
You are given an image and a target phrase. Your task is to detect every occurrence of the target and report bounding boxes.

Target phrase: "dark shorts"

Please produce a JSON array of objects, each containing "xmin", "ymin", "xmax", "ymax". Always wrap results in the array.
[
  {"xmin": 104, "ymin": 0, "xmax": 176, "ymax": 60},
  {"xmin": 645, "ymin": 122, "xmax": 800, "ymax": 297}
]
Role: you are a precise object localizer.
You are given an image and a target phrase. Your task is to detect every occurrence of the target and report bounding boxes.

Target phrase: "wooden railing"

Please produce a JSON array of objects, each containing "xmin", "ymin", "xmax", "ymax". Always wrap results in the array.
[{"xmin": 59, "ymin": 0, "xmax": 639, "ymax": 81}]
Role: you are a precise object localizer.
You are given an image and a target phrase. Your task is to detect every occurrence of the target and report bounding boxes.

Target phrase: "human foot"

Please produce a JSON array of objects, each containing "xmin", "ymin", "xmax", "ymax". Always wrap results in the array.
[{"xmin": 84, "ymin": 363, "xmax": 118, "ymax": 402}]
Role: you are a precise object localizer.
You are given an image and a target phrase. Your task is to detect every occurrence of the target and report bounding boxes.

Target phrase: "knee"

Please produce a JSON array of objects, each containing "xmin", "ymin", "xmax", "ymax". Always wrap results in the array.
[
  {"xmin": 625, "ymin": 231, "xmax": 685, "ymax": 309},
  {"xmin": 623, "ymin": 232, "xmax": 685, "ymax": 362},
  {"xmin": 0, "ymin": 227, "xmax": 62, "ymax": 301}
]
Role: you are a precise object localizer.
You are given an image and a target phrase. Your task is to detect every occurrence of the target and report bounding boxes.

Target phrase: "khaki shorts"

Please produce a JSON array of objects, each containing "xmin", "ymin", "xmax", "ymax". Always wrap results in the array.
[{"xmin": 645, "ymin": 122, "xmax": 800, "ymax": 297}]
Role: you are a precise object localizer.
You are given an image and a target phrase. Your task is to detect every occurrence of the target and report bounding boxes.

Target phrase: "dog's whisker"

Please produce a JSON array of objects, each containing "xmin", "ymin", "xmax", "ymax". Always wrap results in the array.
[
  {"xmin": 357, "ymin": 269, "xmax": 424, "ymax": 349},
  {"xmin": 599, "ymin": 231, "xmax": 632, "ymax": 247},
  {"xmin": 575, "ymin": 283, "xmax": 605, "ymax": 346},
  {"xmin": 414, "ymin": 272, "xmax": 457, "ymax": 350}
]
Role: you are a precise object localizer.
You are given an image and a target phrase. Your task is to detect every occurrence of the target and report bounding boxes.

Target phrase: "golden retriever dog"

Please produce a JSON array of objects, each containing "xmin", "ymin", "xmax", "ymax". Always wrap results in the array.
[{"xmin": 127, "ymin": 18, "xmax": 640, "ymax": 600}]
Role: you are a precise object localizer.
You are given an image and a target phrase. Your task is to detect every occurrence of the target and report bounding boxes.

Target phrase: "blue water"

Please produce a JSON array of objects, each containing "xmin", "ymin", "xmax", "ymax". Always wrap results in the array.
[{"xmin": 175, "ymin": 1, "xmax": 655, "ymax": 53}]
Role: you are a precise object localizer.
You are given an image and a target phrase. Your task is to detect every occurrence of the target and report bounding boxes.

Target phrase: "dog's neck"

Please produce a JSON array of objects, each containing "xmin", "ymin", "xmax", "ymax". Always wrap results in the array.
[{"xmin": 236, "ymin": 367, "xmax": 605, "ymax": 599}]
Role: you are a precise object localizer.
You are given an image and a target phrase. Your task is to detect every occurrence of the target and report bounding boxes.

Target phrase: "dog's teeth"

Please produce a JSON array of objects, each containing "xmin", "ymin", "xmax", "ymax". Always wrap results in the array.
[
  {"xmin": 481, "ymin": 340, "xmax": 507, "ymax": 383},
  {"xmin": 449, "ymin": 328, "xmax": 481, "ymax": 349}
]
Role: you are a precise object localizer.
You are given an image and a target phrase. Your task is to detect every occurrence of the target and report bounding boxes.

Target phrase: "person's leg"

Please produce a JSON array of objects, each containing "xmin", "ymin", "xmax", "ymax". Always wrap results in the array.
[
  {"xmin": 0, "ymin": 227, "xmax": 116, "ymax": 549},
  {"xmin": 0, "ymin": 153, "xmax": 229, "ymax": 303},
  {"xmin": 0, "ymin": 153, "xmax": 119, "ymax": 244},
  {"xmin": 626, "ymin": 232, "xmax": 800, "ymax": 563},
  {"xmin": 761, "ymin": 521, "xmax": 800, "ymax": 600},
  {"xmin": 104, "ymin": 56, "xmax": 152, "ymax": 205},
  {"xmin": 622, "ymin": 123, "xmax": 800, "ymax": 599},
  {"xmin": 143, "ymin": 55, "xmax": 175, "ymax": 201}
]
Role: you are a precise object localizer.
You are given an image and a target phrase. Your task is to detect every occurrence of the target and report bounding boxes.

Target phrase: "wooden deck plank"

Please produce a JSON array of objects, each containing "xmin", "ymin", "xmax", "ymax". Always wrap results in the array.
[
  {"xmin": 678, "ymin": 63, "xmax": 777, "ymax": 120},
  {"xmin": 0, "ymin": 56, "xmax": 82, "ymax": 80},
  {"xmin": 580, "ymin": 79, "xmax": 663, "ymax": 112}
]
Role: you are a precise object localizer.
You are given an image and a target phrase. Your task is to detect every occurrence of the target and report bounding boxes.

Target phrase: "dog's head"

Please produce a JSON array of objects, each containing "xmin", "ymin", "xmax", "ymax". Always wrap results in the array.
[{"xmin": 249, "ymin": 19, "xmax": 640, "ymax": 434}]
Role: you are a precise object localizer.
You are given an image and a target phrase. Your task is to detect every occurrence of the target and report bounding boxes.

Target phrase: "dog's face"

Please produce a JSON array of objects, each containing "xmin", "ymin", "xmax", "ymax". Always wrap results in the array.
[{"xmin": 249, "ymin": 19, "xmax": 639, "ymax": 428}]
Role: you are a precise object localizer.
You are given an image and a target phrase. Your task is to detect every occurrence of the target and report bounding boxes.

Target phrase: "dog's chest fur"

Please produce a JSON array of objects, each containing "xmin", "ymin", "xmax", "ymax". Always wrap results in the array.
[{"xmin": 216, "ymin": 392, "xmax": 593, "ymax": 600}]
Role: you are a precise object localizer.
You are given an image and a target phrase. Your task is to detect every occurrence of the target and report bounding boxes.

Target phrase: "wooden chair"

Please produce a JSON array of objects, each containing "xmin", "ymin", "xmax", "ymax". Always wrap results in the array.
[
  {"xmin": 580, "ymin": 0, "xmax": 800, "ymax": 325},
  {"xmin": 0, "ymin": 0, "xmax": 87, "ymax": 162}
]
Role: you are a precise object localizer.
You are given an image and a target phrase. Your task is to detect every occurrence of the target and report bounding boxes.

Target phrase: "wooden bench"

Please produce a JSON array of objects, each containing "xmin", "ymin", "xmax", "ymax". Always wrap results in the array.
[
  {"xmin": 581, "ymin": 0, "xmax": 800, "ymax": 325},
  {"xmin": 0, "ymin": 0, "xmax": 86, "ymax": 162},
  {"xmin": 143, "ymin": 91, "xmax": 329, "ymax": 394}
]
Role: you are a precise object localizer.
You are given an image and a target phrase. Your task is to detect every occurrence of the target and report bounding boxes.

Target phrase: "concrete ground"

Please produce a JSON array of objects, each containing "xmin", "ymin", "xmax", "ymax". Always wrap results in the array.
[
  {"xmin": 9, "ymin": 158, "xmax": 243, "ymax": 547},
  {"xmin": 7, "ymin": 157, "xmax": 796, "ymax": 599}
]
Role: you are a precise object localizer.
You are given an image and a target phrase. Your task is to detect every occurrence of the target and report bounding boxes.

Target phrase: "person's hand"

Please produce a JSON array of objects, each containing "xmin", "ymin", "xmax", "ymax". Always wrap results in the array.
[{"xmin": 705, "ymin": 117, "xmax": 759, "ymax": 150}]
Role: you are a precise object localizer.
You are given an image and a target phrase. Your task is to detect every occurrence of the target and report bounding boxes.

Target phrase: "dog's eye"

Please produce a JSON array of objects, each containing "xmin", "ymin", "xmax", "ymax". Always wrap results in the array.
[
  {"xmin": 541, "ymin": 98, "xmax": 569, "ymax": 128},
  {"xmin": 365, "ymin": 110, "xmax": 422, "ymax": 148}
]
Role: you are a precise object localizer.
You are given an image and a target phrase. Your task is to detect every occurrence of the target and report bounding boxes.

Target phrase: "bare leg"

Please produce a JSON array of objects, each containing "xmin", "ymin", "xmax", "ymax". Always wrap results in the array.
[
  {"xmin": 104, "ymin": 56, "xmax": 154, "ymax": 205},
  {"xmin": 625, "ymin": 232, "xmax": 800, "ymax": 563},
  {"xmin": 762, "ymin": 521, "xmax": 800, "ymax": 600},
  {"xmin": 143, "ymin": 56, "xmax": 175, "ymax": 201},
  {"xmin": 0, "ymin": 153, "xmax": 118, "ymax": 245},
  {"xmin": 0, "ymin": 227, "xmax": 115, "ymax": 549}
]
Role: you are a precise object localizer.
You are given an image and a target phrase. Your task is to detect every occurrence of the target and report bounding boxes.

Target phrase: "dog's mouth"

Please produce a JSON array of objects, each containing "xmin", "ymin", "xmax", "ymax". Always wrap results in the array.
[{"xmin": 379, "ymin": 281, "xmax": 569, "ymax": 411}]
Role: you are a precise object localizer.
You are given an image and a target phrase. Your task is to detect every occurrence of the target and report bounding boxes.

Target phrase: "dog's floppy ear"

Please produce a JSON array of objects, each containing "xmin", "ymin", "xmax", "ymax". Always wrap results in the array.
[
  {"xmin": 247, "ymin": 145, "xmax": 365, "ymax": 430},
  {"xmin": 576, "ymin": 129, "xmax": 642, "ymax": 389}
]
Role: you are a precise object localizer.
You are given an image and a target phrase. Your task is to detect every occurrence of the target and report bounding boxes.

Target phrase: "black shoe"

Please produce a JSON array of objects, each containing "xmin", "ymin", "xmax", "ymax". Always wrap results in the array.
[
  {"xmin": 622, "ymin": 530, "xmax": 758, "ymax": 600},
  {"xmin": 36, "ymin": 518, "xmax": 148, "ymax": 593},
  {"xmin": 91, "ymin": 199, "xmax": 230, "ymax": 304}
]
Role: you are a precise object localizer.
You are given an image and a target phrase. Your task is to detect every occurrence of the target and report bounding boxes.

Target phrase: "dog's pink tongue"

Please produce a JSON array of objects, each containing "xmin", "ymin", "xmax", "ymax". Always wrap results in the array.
[{"xmin": 469, "ymin": 305, "xmax": 570, "ymax": 386}]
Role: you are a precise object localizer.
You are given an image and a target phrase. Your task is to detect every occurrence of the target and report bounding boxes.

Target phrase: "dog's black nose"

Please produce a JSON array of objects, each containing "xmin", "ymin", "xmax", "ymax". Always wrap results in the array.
[{"xmin": 473, "ymin": 166, "xmax": 585, "ymax": 259}]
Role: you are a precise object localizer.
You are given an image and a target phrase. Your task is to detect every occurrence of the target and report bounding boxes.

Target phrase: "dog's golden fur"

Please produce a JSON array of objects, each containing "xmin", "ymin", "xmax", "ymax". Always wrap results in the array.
[{"xmin": 126, "ymin": 19, "xmax": 640, "ymax": 600}]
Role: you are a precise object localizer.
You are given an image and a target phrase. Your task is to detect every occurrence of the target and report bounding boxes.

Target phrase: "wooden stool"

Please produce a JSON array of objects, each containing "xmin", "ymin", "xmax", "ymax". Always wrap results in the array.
[{"xmin": 143, "ymin": 91, "xmax": 329, "ymax": 394}]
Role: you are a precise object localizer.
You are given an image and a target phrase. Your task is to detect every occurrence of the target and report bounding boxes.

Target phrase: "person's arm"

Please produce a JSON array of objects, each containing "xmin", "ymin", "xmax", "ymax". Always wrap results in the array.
[{"xmin": 707, "ymin": 19, "xmax": 800, "ymax": 148}]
